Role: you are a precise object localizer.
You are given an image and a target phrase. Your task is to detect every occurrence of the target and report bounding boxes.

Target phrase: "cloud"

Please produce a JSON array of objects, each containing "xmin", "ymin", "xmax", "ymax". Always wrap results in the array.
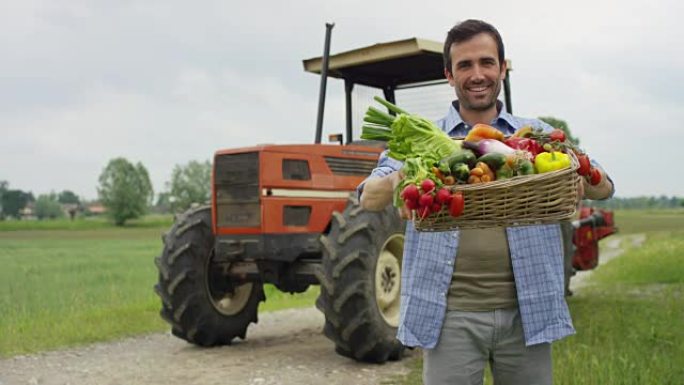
[{"xmin": 1, "ymin": 0, "xmax": 682, "ymax": 198}]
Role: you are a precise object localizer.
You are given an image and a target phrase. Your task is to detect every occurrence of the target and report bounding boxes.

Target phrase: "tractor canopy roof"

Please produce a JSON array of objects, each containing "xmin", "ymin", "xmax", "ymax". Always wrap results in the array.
[{"xmin": 302, "ymin": 38, "xmax": 445, "ymax": 89}]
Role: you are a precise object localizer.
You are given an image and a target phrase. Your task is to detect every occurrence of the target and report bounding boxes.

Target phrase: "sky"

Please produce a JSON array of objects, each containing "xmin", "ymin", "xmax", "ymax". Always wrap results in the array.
[{"xmin": 1, "ymin": 0, "xmax": 682, "ymax": 200}]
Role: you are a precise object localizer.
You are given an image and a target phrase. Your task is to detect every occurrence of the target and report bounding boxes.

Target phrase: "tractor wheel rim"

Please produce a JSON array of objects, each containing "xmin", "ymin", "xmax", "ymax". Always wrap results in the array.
[
  {"xmin": 211, "ymin": 283, "xmax": 253, "ymax": 316},
  {"xmin": 205, "ymin": 252, "xmax": 253, "ymax": 316},
  {"xmin": 375, "ymin": 233, "xmax": 403, "ymax": 327}
]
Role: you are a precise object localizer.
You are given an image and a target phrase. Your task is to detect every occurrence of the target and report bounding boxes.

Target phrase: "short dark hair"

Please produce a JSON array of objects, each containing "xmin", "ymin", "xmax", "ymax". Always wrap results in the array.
[{"xmin": 443, "ymin": 19, "xmax": 505, "ymax": 73}]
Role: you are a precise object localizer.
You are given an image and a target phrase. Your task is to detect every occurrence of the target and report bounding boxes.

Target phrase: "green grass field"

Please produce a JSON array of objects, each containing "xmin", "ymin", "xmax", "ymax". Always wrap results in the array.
[
  {"xmin": 395, "ymin": 210, "xmax": 684, "ymax": 385},
  {"xmin": 0, "ymin": 217, "xmax": 318, "ymax": 357}
]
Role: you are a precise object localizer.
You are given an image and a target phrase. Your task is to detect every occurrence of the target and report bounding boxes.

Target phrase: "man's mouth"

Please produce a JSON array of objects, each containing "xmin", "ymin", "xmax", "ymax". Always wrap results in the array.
[{"xmin": 467, "ymin": 85, "xmax": 490, "ymax": 94}]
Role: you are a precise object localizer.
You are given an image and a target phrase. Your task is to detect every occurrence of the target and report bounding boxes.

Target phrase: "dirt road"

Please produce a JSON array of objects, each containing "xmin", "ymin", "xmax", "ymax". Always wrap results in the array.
[{"xmin": 0, "ymin": 307, "xmax": 418, "ymax": 385}]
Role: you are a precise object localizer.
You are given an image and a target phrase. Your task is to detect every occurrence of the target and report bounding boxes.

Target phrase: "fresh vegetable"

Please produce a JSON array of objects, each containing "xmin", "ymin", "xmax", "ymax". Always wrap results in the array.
[
  {"xmin": 589, "ymin": 167, "xmax": 602, "ymax": 185},
  {"xmin": 464, "ymin": 123, "xmax": 505, "ymax": 142},
  {"xmin": 517, "ymin": 159, "xmax": 535, "ymax": 175},
  {"xmin": 463, "ymin": 139, "xmax": 517, "ymax": 157},
  {"xmin": 421, "ymin": 179, "xmax": 436, "ymax": 193},
  {"xmin": 450, "ymin": 162, "xmax": 470, "ymax": 182},
  {"xmin": 503, "ymin": 137, "xmax": 543, "ymax": 159},
  {"xmin": 443, "ymin": 176, "xmax": 456, "ymax": 185},
  {"xmin": 361, "ymin": 97, "xmax": 461, "ymax": 162},
  {"xmin": 444, "ymin": 149, "xmax": 477, "ymax": 168},
  {"xmin": 512, "ymin": 125, "xmax": 533, "ymax": 138},
  {"xmin": 400, "ymin": 184, "xmax": 420, "ymax": 202},
  {"xmin": 534, "ymin": 151, "xmax": 571, "ymax": 173},
  {"xmin": 576, "ymin": 153, "xmax": 591, "ymax": 176},
  {"xmin": 468, "ymin": 161, "xmax": 495, "ymax": 184},
  {"xmin": 419, "ymin": 192, "xmax": 434, "ymax": 208},
  {"xmin": 448, "ymin": 192, "xmax": 465, "ymax": 217},
  {"xmin": 435, "ymin": 188, "xmax": 452, "ymax": 205},
  {"xmin": 549, "ymin": 129, "xmax": 566, "ymax": 142},
  {"xmin": 476, "ymin": 152, "xmax": 507, "ymax": 171},
  {"xmin": 496, "ymin": 164, "xmax": 514, "ymax": 180}
]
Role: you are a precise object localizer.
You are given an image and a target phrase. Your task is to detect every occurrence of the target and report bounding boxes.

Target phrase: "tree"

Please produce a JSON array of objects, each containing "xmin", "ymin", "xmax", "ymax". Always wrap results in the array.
[
  {"xmin": 538, "ymin": 116, "xmax": 581, "ymax": 146},
  {"xmin": 0, "ymin": 180, "xmax": 7, "ymax": 218},
  {"xmin": 35, "ymin": 193, "xmax": 64, "ymax": 220},
  {"xmin": 97, "ymin": 158, "xmax": 154, "ymax": 226},
  {"xmin": 167, "ymin": 160, "xmax": 211, "ymax": 212},
  {"xmin": 1, "ymin": 189, "xmax": 34, "ymax": 219},
  {"xmin": 58, "ymin": 190, "xmax": 80, "ymax": 205}
]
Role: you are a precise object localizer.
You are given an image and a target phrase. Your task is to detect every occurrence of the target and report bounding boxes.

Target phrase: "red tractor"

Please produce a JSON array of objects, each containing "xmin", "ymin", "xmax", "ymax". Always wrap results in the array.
[
  {"xmin": 562, "ymin": 205, "xmax": 618, "ymax": 295},
  {"xmin": 154, "ymin": 27, "xmax": 616, "ymax": 363}
]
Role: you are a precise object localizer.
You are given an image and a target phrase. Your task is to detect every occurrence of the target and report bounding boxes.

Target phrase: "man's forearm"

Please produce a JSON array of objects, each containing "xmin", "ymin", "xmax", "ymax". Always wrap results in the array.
[{"xmin": 360, "ymin": 172, "xmax": 399, "ymax": 211}]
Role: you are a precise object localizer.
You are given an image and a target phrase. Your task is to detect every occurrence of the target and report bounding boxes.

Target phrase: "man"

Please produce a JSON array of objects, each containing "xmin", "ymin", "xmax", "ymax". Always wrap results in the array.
[{"xmin": 359, "ymin": 20, "xmax": 614, "ymax": 385}]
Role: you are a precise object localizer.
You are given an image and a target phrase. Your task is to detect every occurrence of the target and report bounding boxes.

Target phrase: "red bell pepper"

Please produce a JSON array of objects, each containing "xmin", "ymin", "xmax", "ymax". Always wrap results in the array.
[{"xmin": 504, "ymin": 137, "xmax": 543, "ymax": 159}]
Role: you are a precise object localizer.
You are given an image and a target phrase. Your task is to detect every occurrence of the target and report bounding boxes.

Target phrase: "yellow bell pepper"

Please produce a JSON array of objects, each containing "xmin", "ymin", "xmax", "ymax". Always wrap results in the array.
[{"xmin": 534, "ymin": 151, "xmax": 571, "ymax": 173}]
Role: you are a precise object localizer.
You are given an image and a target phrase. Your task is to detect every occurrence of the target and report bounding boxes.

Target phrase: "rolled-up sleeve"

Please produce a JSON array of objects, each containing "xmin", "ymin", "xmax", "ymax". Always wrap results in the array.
[{"xmin": 357, "ymin": 150, "xmax": 404, "ymax": 199}]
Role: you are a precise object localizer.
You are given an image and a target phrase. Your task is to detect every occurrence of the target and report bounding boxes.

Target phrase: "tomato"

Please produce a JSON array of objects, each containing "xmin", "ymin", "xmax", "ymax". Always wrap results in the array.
[
  {"xmin": 576, "ymin": 154, "xmax": 591, "ymax": 176},
  {"xmin": 550, "ymin": 129, "xmax": 566, "ymax": 142},
  {"xmin": 448, "ymin": 192, "xmax": 465, "ymax": 217},
  {"xmin": 589, "ymin": 167, "xmax": 602, "ymax": 186}
]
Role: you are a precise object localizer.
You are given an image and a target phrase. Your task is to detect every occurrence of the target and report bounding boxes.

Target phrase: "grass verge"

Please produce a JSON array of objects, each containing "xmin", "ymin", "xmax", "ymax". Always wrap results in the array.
[{"xmin": 0, "ymin": 226, "xmax": 318, "ymax": 357}]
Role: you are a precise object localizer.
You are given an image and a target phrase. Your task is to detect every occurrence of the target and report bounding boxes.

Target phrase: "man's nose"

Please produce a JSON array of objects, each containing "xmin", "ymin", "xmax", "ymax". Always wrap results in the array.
[{"xmin": 471, "ymin": 65, "xmax": 486, "ymax": 81}]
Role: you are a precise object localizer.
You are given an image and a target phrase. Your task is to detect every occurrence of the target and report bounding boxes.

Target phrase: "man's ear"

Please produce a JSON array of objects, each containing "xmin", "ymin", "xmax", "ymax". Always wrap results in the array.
[
  {"xmin": 444, "ymin": 68, "xmax": 455, "ymax": 87},
  {"xmin": 499, "ymin": 60, "xmax": 508, "ymax": 81}
]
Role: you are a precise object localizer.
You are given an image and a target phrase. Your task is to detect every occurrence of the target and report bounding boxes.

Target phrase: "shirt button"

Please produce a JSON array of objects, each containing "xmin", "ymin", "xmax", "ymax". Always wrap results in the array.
[{"xmin": 446, "ymin": 260, "xmax": 452, "ymax": 265}]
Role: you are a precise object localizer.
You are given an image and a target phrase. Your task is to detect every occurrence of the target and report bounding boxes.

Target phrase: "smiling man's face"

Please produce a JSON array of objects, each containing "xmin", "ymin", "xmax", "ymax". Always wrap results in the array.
[{"xmin": 445, "ymin": 32, "xmax": 507, "ymax": 112}]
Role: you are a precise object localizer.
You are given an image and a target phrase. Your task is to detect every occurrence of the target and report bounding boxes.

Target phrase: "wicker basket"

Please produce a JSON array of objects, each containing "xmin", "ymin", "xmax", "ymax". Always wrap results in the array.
[{"xmin": 414, "ymin": 153, "xmax": 582, "ymax": 231}]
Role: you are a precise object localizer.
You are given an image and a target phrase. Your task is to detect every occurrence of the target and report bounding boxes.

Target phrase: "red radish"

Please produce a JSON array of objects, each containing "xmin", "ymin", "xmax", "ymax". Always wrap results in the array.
[
  {"xmin": 405, "ymin": 198, "xmax": 419, "ymax": 210},
  {"xmin": 448, "ymin": 192, "xmax": 465, "ymax": 217},
  {"xmin": 431, "ymin": 203, "xmax": 442, "ymax": 213},
  {"xmin": 418, "ymin": 206, "xmax": 431, "ymax": 219},
  {"xmin": 419, "ymin": 193, "xmax": 434, "ymax": 208},
  {"xmin": 401, "ymin": 184, "xmax": 420, "ymax": 202},
  {"xmin": 435, "ymin": 188, "xmax": 452, "ymax": 205},
  {"xmin": 420, "ymin": 179, "xmax": 436, "ymax": 193}
]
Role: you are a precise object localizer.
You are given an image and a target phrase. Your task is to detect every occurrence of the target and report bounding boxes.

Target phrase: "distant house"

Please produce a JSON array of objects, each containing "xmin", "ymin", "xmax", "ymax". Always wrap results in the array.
[
  {"xmin": 86, "ymin": 203, "xmax": 107, "ymax": 215},
  {"xmin": 61, "ymin": 203, "xmax": 80, "ymax": 220},
  {"xmin": 20, "ymin": 202, "xmax": 36, "ymax": 220}
]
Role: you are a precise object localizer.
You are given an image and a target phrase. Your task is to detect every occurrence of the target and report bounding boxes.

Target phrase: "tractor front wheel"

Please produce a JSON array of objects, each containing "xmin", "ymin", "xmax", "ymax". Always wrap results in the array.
[{"xmin": 154, "ymin": 206, "xmax": 264, "ymax": 346}]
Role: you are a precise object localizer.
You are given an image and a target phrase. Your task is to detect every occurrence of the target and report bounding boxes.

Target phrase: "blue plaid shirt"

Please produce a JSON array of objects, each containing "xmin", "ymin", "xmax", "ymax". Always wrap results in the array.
[{"xmin": 360, "ymin": 101, "xmax": 576, "ymax": 348}]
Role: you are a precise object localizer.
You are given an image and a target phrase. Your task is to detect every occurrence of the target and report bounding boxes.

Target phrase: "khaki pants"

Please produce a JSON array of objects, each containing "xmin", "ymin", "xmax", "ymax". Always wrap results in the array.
[{"xmin": 423, "ymin": 308, "xmax": 552, "ymax": 385}]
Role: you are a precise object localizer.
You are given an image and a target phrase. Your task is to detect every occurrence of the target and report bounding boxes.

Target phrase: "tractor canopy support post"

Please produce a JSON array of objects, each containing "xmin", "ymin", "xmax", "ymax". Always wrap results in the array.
[
  {"xmin": 383, "ymin": 87, "xmax": 396, "ymax": 115},
  {"xmin": 345, "ymin": 79, "xmax": 354, "ymax": 144},
  {"xmin": 503, "ymin": 69, "xmax": 513, "ymax": 114},
  {"xmin": 315, "ymin": 22, "xmax": 335, "ymax": 144}
]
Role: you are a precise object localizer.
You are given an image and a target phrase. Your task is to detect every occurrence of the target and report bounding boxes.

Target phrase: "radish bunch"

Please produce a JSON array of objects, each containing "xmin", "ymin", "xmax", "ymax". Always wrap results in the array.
[{"xmin": 400, "ymin": 179, "xmax": 465, "ymax": 219}]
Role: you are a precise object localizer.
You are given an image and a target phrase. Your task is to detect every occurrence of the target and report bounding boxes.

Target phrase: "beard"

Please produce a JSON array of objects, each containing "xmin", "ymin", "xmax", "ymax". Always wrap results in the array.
[{"xmin": 456, "ymin": 79, "xmax": 502, "ymax": 112}]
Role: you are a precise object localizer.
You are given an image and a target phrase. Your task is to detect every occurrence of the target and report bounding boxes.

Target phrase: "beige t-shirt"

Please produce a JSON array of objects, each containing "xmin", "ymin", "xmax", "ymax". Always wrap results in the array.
[{"xmin": 447, "ymin": 227, "xmax": 518, "ymax": 311}]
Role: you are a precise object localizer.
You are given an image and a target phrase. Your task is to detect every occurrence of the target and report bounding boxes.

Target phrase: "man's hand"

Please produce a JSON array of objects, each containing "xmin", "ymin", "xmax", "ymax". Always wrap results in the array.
[
  {"xmin": 581, "ymin": 167, "xmax": 613, "ymax": 200},
  {"xmin": 360, "ymin": 171, "xmax": 403, "ymax": 211}
]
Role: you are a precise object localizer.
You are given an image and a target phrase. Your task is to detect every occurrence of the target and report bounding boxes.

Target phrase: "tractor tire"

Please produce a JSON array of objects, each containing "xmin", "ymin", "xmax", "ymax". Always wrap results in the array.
[
  {"xmin": 154, "ymin": 206, "xmax": 264, "ymax": 346},
  {"xmin": 315, "ymin": 195, "xmax": 406, "ymax": 363}
]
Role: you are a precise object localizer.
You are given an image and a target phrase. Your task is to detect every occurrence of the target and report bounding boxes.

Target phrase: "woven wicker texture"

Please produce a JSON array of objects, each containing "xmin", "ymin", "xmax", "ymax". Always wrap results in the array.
[{"xmin": 414, "ymin": 154, "xmax": 582, "ymax": 231}]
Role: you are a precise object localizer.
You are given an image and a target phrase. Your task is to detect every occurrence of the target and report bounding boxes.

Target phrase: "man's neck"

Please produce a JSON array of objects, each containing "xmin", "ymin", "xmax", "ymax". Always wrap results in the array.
[{"xmin": 459, "ymin": 106, "xmax": 499, "ymax": 127}]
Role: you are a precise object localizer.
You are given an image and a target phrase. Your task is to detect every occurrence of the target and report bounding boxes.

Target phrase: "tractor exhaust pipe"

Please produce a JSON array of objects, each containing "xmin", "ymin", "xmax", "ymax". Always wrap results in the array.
[{"xmin": 315, "ymin": 22, "xmax": 334, "ymax": 144}]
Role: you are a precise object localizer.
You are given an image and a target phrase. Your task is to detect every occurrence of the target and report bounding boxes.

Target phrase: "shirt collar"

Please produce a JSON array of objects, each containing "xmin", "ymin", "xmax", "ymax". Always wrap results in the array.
[{"xmin": 444, "ymin": 100, "xmax": 516, "ymax": 136}]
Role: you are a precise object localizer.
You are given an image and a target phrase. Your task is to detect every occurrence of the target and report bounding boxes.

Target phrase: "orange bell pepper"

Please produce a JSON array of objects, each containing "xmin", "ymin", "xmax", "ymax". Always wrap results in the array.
[{"xmin": 464, "ymin": 123, "xmax": 505, "ymax": 142}]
